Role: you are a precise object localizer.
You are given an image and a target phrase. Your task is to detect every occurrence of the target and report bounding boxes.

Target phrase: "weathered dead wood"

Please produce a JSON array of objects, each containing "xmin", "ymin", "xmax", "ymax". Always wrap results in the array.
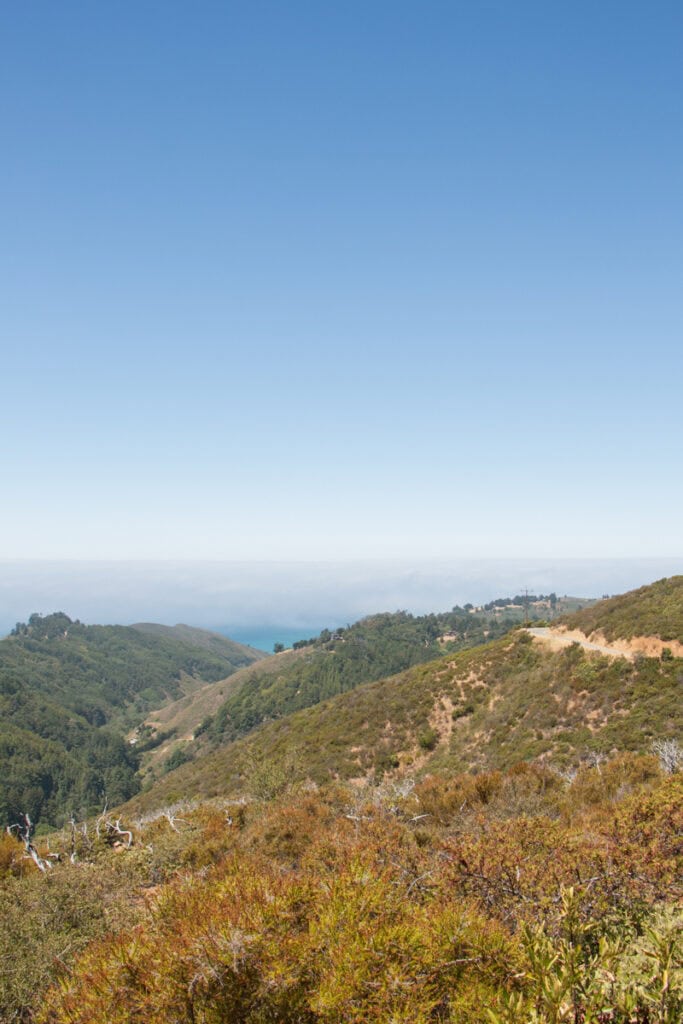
[
  {"xmin": 7, "ymin": 814, "xmax": 52, "ymax": 873},
  {"xmin": 105, "ymin": 818, "xmax": 133, "ymax": 848},
  {"xmin": 163, "ymin": 810, "xmax": 190, "ymax": 833}
]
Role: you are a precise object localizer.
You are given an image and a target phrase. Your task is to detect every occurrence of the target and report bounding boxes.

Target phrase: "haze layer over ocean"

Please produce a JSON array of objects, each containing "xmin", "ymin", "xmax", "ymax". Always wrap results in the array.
[{"xmin": 1, "ymin": 559, "xmax": 681, "ymax": 639}]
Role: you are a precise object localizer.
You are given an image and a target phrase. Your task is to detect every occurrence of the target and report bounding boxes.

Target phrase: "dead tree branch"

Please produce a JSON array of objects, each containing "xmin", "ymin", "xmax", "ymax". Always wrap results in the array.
[{"xmin": 7, "ymin": 814, "xmax": 52, "ymax": 874}]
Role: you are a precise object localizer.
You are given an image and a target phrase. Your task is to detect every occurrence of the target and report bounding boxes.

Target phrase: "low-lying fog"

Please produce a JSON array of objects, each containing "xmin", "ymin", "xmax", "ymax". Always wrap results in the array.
[{"xmin": 1, "ymin": 558, "xmax": 680, "ymax": 641}]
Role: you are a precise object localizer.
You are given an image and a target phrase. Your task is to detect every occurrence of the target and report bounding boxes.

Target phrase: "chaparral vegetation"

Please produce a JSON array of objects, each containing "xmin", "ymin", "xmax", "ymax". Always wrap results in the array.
[{"xmin": 0, "ymin": 579, "xmax": 681, "ymax": 1023}]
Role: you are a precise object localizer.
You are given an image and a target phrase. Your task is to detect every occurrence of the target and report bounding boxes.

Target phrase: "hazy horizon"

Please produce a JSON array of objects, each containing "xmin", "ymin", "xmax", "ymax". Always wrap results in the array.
[{"xmin": 1, "ymin": 557, "xmax": 680, "ymax": 640}]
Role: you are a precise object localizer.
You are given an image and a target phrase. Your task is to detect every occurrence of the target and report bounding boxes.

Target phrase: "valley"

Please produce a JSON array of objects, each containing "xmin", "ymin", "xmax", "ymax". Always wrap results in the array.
[{"xmin": 0, "ymin": 578, "xmax": 681, "ymax": 1023}]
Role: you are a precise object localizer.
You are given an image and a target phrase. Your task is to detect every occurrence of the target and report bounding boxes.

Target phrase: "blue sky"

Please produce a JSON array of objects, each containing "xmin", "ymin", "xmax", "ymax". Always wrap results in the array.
[{"xmin": 2, "ymin": 2, "xmax": 682, "ymax": 561}]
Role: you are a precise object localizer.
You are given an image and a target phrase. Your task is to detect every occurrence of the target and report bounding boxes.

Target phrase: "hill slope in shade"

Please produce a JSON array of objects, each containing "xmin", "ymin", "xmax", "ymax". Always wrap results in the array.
[
  {"xmin": 131, "ymin": 621, "xmax": 264, "ymax": 664},
  {"xmin": 0, "ymin": 613, "xmax": 264, "ymax": 826}
]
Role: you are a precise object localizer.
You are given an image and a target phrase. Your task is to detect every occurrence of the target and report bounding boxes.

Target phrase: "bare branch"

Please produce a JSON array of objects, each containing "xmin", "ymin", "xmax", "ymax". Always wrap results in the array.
[
  {"xmin": 105, "ymin": 818, "xmax": 133, "ymax": 848},
  {"xmin": 95, "ymin": 803, "xmax": 108, "ymax": 839},
  {"xmin": 163, "ymin": 810, "xmax": 190, "ymax": 833},
  {"xmin": 7, "ymin": 814, "xmax": 53, "ymax": 873}
]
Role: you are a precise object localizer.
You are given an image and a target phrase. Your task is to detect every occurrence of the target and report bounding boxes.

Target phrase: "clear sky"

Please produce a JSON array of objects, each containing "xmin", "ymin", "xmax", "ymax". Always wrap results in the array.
[{"xmin": 2, "ymin": 2, "xmax": 682, "ymax": 561}]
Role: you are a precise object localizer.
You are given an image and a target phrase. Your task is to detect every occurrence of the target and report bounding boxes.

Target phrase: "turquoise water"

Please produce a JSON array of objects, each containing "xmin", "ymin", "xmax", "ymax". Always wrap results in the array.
[{"xmin": 219, "ymin": 626, "xmax": 324, "ymax": 654}]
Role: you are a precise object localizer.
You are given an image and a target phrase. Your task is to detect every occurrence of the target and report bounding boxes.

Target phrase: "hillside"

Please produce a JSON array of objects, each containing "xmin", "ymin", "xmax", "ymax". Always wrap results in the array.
[
  {"xmin": 126, "ymin": 619, "xmax": 682, "ymax": 814},
  {"xmin": 134, "ymin": 601, "xmax": 566, "ymax": 778},
  {"xmin": 138, "ymin": 647, "xmax": 308, "ymax": 771},
  {"xmin": 5, "ymin": 614, "xmax": 264, "ymax": 727},
  {"xmin": 0, "ymin": 613, "xmax": 264, "ymax": 826},
  {"xmin": 188, "ymin": 601, "xmax": 577, "ymax": 746},
  {"xmin": 1, "ymin": 579, "xmax": 682, "ymax": 1023},
  {"xmin": 130, "ymin": 621, "xmax": 261, "ymax": 663},
  {"xmin": 0, "ymin": 600, "xmax": 578, "ymax": 826},
  {"xmin": 561, "ymin": 575, "xmax": 683, "ymax": 644}
]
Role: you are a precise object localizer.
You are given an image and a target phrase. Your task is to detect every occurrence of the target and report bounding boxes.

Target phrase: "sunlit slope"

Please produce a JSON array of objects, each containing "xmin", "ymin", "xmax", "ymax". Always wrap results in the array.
[
  {"xmin": 135, "ymin": 604, "xmax": 552, "ymax": 777},
  {"xmin": 124, "ymin": 626, "xmax": 681, "ymax": 814},
  {"xmin": 186, "ymin": 606, "xmax": 539, "ymax": 748},
  {"xmin": 561, "ymin": 575, "xmax": 683, "ymax": 644},
  {"xmin": 140, "ymin": 648, "xmax": 307, "ymax": 769}
]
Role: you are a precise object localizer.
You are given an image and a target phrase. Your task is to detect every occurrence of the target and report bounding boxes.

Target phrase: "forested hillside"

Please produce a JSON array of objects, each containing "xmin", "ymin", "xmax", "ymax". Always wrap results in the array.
[{"xmin": 0, "ymin": 613, "xmax": 263, "ymax": 826}]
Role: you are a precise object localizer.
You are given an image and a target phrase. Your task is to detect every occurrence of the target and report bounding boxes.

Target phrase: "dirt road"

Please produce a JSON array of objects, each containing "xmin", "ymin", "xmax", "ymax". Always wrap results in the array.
[{"xmin": 526, "ymin": 627, "xmax": 634, "ymax": 660}]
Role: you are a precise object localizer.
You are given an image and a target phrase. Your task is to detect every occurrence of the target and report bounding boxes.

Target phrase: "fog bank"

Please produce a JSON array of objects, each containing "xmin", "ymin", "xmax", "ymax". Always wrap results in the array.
[{"xmin": 1, "ymin": 558, "xmax": 681, "ymax": 638}]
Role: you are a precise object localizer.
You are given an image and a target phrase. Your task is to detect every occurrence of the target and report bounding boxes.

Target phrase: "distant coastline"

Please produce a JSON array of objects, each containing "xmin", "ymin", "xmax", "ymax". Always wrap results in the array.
[{"xmin": 222, "ymin": 626, "xmax": 326, "ymax": 654}]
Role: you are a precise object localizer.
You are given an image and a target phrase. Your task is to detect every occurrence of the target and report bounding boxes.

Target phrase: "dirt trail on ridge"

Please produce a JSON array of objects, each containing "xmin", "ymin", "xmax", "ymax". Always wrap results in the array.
[{"xmin": 527, "ymin": 627, "xmax": 636, "ymax": 660}]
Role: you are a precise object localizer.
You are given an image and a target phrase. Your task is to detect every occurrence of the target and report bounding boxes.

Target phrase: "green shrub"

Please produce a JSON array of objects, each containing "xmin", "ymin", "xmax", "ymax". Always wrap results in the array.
[{"xmin": 418, "ymin": 727, "xmax": 438, "ymax": 751}]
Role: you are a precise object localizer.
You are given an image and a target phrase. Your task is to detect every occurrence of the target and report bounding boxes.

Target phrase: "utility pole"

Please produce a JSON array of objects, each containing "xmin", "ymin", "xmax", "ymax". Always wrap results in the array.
[{"xmin": 523, "ymin": 589, "xmax": 530, "ymax": 626}]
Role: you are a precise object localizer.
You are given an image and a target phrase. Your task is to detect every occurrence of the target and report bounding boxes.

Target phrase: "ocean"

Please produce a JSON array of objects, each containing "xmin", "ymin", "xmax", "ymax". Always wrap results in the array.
[{"xmin": 221, "ymin": 626, "xmax": 325, "ymax": 654}]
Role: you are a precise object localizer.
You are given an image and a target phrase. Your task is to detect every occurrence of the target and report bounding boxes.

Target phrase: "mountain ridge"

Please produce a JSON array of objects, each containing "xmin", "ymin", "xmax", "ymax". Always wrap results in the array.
[
  {"xmin": 132, "ymin": 600, "xmax": 585, "ymax": 779},
  {"xmin": 124, "ymin": 580, "xmax": 683, "ymax": 816},
  {"xmin": 560, "ymin": 575, "xmax": 683, "ymax": 643}
]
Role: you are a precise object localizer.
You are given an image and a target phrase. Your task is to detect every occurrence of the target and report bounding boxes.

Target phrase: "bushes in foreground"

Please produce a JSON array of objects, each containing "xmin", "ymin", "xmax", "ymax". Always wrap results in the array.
[{"xmin": 2, "ymin": 763, "xmax": 672, "ymax": 1023}]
